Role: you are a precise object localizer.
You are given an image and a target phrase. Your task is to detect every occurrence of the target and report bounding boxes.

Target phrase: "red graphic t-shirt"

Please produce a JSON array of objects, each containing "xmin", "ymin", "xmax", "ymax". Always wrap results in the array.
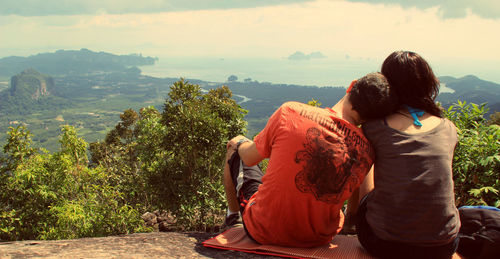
[{"xmin": 243, "ymin": 102, "xmax": 374, "ymax": 247}]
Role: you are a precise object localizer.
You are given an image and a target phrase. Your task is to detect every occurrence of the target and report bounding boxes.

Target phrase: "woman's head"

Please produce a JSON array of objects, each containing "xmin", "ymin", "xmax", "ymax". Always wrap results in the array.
[{"xmin": 381, "ymin": 51, "xmax": 442, "ymax": 117}]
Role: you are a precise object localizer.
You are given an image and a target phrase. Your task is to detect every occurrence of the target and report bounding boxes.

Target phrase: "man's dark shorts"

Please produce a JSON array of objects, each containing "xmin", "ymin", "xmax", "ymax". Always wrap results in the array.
[
  {"xmin": 356, "ymin": 193, "xmax": 459, "ymax": 259},
  {"xmin": 227, "ymin": 151, "xmax": 264, "ymax": 214}
]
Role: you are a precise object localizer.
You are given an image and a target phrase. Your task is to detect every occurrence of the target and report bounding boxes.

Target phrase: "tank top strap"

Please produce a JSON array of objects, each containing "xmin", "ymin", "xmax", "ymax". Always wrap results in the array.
[{"xmin": 405, "ymin": 105, "xmax": 425, "ymax": 127}]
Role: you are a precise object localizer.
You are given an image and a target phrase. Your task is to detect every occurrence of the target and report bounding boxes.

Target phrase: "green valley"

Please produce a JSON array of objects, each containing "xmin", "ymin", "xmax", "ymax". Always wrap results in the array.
[{"xmin": 0, "ymin": 49, "xmax": 499, "ymax": 153}]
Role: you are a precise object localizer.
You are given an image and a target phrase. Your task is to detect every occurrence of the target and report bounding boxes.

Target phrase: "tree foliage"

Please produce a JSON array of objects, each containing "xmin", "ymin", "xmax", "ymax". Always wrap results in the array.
[
  {"xmin": 444, "ymin": 101, "xmax": 500, "ymax": 208},
  {"xmin": 307, "ymin": 98, "xmax": 322, "ymax": 107},
  {"xmin": 227, "ymin": 75, "xmax": 238, "ymax": 82},
  {"xmin": 159, "ymin": 80, "xmax": 246, "ymax": 229},
  {"xmin": 89, "ymin": 79, "xmax": 247, "ymax": 231},
  {"xmin": 0, "ymin": 125, "xmax": 149, "ymax": 241},
  {"xmin": 88, "ymin": 108, "xmax": 150, "ymax": 210}
]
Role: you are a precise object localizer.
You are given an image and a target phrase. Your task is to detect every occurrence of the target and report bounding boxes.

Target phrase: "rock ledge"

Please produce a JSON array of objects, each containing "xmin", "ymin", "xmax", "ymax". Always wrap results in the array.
[{"xmin": 0, "ymin": 231, "xmax": 273, "ymax": 258}]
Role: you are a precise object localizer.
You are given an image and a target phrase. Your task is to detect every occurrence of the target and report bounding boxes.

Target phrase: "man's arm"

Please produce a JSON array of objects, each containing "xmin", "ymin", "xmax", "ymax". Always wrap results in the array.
[{"xmin": 227, "ymin": 135, "xmax": 264, "ymax": 166}]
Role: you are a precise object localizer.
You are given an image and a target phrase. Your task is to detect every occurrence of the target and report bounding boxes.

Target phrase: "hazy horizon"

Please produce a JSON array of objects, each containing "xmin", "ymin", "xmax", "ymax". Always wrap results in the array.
[
  {"xmin": 2, "ymin": 0, "xmax": 500, "ymax": 85},
  {"xmin": 2, "ymin": 49, "xmax": 498, "ymax": 89}
]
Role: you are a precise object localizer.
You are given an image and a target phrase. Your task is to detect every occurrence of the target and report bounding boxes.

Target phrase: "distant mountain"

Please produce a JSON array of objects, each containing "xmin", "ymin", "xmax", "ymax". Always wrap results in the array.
[
  {"xmin": 287, "ymin": 51, "xmax": 327, "ymax": 60},
  {"xmin": 0, "ymin": 49, "xmax": 158, "ymax": 78},
  {"xmin": 438, "ymin": 75, "xmax": 500, "ymax": 116},
  {"xmin": 0, "ymin": 69, "xmax": 70, "ymax": 115},
  {"xmin": 10, "ymin": 68, "xmax": 54, "ymax": 99}
]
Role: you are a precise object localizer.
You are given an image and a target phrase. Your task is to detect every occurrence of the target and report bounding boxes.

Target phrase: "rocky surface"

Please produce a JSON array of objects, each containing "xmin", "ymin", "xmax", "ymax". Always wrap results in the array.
[
  {"xmin": 0, "ymin": 231, "xmax": 276, "ymax": 258},
  {"xmin": 0, "ymin": 211, "xmax": 274, "ymax": 258},
  {"xmin": 141, "ymin": 210, "xmax": 179, "ymax": 232}
]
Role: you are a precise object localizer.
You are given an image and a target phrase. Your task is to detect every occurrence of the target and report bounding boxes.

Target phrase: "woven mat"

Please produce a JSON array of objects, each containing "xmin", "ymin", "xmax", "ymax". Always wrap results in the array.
[
  {"xmin": 203, "ymin": 227, "xmax": 374, "ymax": 258},
  {"xmin": 203, "ymin": 227, "xmax": 464, "ymax": 259}
]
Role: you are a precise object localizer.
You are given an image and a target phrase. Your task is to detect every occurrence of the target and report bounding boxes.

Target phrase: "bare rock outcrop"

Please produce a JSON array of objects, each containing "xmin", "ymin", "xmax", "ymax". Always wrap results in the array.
[{"xmin": 0, "ymin": 231, "xmax": 273, "ymax": 258}]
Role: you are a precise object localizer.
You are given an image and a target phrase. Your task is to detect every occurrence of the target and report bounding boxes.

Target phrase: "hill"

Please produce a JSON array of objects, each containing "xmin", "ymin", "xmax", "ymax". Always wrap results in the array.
[
  {"xmin": 438, "ymin": 75, "xmax": 500, "ymax": 116},
  {"xmin": 221, "ymin": 75, "xmax": 500, "ymax": 133},
  {"xmin": 0, "ymin": 69, "xmax": 71, "ymax": 115},
  {"xmin": 0, "ymin": 48, "xmax": 157, "ymax": 78},
  {"xmin": 0, "ymin": 69, "xmax": 178, "ymax": 152},
  {"xmin": 9, "ymin": 68, "xmax": 54, "ymax": 99}
]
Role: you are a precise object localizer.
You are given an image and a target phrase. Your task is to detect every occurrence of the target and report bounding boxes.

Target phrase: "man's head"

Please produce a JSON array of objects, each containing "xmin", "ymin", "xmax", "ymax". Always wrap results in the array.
[{"xmin": 348, "ymin": 72, "xmax": 398, "ymax": 122}]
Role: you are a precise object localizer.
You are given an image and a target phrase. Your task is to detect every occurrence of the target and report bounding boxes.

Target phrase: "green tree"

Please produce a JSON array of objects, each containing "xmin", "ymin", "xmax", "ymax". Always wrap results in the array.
[
  {"xmin": 0, "ymin": 125, "xmax": 42, "ymax": 240},
  {"xmin": 156, "ymin": 79, "xmax": 247, "ymax": 229},
  {"xmin": 227, "ymin": 75, "xmax": 238, "ymax": 82},
  {"xmin": 133, "ymin": 106, "xmax": 165, "ymax": 209},
  {"xmin": 89, "ymin": 108, "xmax": 149, "ymax": 210},
  {"xmin": 445, "ymin": 101, "xmax": 500, "ymax": 208},
  {"xmin": 59, "ymin": 125, "xmax": 88, "ymax": 167},
  {"xmin": 89, "ymin": 79, "xmax": 247, "ymax": 230},
  {"xmin": 1, "ymin": 125, "xmax": 37, "ymax": 172},
  {"xmin": 0, "ymin": 125, "xmax": 149, "ymax": 241}
]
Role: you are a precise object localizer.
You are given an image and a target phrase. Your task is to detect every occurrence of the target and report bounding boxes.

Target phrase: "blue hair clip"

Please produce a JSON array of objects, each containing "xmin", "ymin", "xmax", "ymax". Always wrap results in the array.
[{"xmin": 405, "ymin": 105, "xmax": 425, "ymax": 126}]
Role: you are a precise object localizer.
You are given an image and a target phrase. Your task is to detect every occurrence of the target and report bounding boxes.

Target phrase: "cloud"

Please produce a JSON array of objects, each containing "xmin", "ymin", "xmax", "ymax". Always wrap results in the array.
[
  {"xmin": 1, "ymin": 0, "xmax": 314, "ymax": 16},
  {"xmin": 345, "ymin": 0, "xmax": 500, "ymax": 19},
  {"xmin": 2, "ymin": 0, "xmax": 500, "ymax": 67}
]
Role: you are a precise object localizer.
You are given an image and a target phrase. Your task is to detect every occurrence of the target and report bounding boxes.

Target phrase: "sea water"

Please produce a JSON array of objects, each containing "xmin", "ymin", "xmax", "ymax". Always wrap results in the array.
[{"xmin": 139, "ymin": 57, "xmax": 380, "ymax": 88}]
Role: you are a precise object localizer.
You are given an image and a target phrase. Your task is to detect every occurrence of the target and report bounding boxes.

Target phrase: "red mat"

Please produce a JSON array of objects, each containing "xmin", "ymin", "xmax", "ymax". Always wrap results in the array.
[
  {"xmin": 203, "ymin": 227, "xmax": 464, "ymax": 259},
  {"xmin": 203, "ymin": 227, "xmax": 373, "ymax": 258}
]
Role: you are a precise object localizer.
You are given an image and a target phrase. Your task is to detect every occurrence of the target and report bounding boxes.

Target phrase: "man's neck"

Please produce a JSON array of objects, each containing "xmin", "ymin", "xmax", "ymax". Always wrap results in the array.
[{"xmin": 331, "ymin": 96, "xmax": 361, "ymax": 126}]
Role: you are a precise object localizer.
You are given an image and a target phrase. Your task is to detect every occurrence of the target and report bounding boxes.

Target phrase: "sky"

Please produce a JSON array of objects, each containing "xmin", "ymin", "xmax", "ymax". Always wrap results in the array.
[{"xmin": 1, "ymin": 0, "xmax": 500, "ymax": 84}]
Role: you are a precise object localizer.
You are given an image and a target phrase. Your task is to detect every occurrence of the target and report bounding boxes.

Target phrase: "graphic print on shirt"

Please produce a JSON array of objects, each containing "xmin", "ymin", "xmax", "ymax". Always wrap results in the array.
[{"xmin": 294, "ymin": 127, "xmax": 361, "ymax": 204}]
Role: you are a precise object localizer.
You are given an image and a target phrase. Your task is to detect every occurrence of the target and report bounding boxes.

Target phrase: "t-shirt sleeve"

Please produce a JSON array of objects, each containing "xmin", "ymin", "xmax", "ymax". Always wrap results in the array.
[{"xmin": 253, "ymin": 104, "xmax": 287, "ymax": 158}]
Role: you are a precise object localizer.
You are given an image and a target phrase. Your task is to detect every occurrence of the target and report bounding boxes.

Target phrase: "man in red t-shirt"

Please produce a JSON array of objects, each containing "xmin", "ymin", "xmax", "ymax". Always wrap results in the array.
[{"xmin": 222, "ymin": 72, "xmax": 398, "ymax": 247}]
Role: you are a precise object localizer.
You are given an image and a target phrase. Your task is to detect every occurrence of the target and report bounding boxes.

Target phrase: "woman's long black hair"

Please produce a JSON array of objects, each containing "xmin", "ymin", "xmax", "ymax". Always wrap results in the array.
[{"xmin": 381, "ymin": 51, "xmax": 442, "ymax": 117}]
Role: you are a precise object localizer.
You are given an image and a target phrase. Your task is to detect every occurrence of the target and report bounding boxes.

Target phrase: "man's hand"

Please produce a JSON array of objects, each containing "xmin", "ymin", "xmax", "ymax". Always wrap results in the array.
[
  {"xmin": 226, "ymin": 135, "xmax": 250, "ymax": 151},
  {"xmin": 225, "ymin": 135, "xmax": 263, "ymax": 166}
]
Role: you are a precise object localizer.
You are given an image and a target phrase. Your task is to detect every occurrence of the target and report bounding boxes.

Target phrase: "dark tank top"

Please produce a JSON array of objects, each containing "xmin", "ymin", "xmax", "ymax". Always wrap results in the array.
[{"xmin": 362, "ymin": 118, "xmax": 460, "ymax": 245}]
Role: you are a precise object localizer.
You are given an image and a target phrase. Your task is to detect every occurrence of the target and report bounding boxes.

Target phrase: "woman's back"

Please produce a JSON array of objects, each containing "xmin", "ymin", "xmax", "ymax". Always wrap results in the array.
[{"xmin": 362, "ymin": 112, "xmax": 461, "ymax": 245}]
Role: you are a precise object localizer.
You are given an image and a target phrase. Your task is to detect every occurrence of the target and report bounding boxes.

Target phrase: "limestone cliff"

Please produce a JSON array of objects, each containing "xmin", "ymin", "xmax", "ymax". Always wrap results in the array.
[
  {"xmin": 9, "ymin": 68, "xmax": 54, "ymax": 100},
  {"xmin": 0, "ymin": 68, "xmax": 69, "ymax": 115}
]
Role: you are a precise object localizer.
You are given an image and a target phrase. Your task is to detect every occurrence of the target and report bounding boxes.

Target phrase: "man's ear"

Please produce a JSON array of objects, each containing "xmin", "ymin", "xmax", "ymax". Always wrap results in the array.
[{"xmin": 346, "ymin": 80, "xmax": 357, "ymax": 93}]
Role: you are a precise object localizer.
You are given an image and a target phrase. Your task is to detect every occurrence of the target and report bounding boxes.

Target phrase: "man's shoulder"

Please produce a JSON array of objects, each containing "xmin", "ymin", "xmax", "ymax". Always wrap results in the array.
[
  {"xmin": 280, "ymin": 101, "xmax": 307, "ymax": 109},
  {"xmin": 279, "ymin": 101, "xmax": 325, "ymax": 114}
]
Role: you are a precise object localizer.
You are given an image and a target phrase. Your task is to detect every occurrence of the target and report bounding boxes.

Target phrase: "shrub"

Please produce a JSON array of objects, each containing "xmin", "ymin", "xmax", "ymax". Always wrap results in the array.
[
  {"xmin": 444, "ymin": 101, "xmax": 500, "ymax": 208},
  {"xmin": 0, "ymin": 125, "xmax": 150, "ymax": 241}
]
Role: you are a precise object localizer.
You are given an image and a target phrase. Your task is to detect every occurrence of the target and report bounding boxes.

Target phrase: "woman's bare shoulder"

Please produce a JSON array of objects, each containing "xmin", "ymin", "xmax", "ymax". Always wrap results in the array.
[{"xmin": 386, "ymin": 111, "xmax": 442, "ymax": 134}]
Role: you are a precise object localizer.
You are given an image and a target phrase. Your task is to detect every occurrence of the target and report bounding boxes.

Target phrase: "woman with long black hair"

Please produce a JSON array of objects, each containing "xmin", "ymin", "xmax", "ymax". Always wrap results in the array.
[{"xmin": 354, "ymin": 51, "xmax": 460, "ymax": 259}]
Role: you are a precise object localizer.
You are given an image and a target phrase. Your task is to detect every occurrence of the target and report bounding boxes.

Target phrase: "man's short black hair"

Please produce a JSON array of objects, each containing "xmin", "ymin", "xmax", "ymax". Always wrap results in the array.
[{"xmin": 349, "ymin": 72, "xmax": 398, "ymax": 121}]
